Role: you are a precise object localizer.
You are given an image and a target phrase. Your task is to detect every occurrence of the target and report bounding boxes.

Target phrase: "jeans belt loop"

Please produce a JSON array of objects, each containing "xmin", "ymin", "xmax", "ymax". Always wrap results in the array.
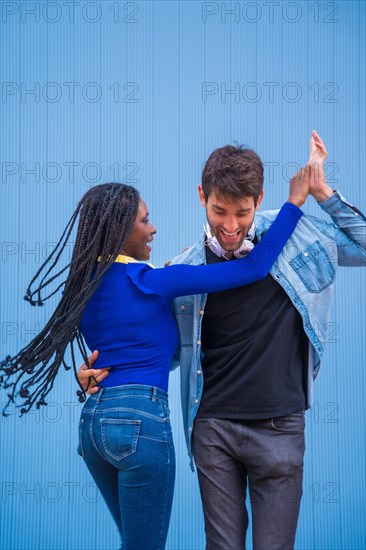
[
  {"xmin": 152, "ymin": 387, "xmax": 158, "ymax": 402},
  {"xmin": 95, "ymin": 387, "xmax": 104, "ymax": 404}
]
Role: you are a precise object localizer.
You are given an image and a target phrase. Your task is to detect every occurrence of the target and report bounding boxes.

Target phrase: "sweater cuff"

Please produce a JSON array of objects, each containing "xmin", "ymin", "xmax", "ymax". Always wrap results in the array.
[{"xmin": 283, "ymin": 201, "xmax": 303, "ymax": 219}]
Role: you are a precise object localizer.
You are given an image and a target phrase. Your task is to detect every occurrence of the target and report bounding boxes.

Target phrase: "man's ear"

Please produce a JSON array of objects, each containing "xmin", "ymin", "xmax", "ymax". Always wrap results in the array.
[
  {"xmin": 198, "ymin": 185, "xmax": 207, "ymax": 207},
  {"xmin": 255, "ymin": 190, "xmax": 264, "ymax": 210}
]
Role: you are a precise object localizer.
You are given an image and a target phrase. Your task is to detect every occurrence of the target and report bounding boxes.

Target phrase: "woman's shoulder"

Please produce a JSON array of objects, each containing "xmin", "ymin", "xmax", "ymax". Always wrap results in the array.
[{"xmin": 125, "ymin": 262, "xmax": 158, "ymax": 297}]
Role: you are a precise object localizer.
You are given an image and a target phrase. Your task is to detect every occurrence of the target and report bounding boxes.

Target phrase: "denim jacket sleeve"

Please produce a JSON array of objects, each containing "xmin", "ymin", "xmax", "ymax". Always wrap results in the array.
[{"xmin": 310, "ymin": 190, "xmax": 366, "ymax": 266}]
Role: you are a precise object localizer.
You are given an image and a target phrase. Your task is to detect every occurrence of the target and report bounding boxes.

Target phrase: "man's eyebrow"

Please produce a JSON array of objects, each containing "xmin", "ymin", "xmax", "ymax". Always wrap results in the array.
[
  {"xmin": 212, "ymin": 204, "xmax": 251, "ymax": 214},
  {"xmin": 236, "ymin": 208, "xmax": 252, "ymax": 214}
]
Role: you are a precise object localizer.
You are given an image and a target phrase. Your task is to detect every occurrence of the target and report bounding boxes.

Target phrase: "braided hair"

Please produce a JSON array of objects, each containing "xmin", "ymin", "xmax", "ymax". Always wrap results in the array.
[{"xmin": 0, "ymin": 183, "xmax": 140, "ymax": 415}]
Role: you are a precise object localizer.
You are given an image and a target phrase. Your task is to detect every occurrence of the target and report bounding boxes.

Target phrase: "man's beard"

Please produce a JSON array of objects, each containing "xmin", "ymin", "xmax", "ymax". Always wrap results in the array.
[
  {"xmin": 205, "ymin": 216, "xmax": 256, "ymax": 259},
  {"xmin": 206, "ymin": 215, "xmax": 255, "ymax": 252}
]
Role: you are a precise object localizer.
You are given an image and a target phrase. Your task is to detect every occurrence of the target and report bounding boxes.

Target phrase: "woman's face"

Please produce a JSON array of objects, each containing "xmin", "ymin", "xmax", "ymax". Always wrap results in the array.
[{"xmin": 121, "ymin": 199, "xmax": 157, "ymax": 260}]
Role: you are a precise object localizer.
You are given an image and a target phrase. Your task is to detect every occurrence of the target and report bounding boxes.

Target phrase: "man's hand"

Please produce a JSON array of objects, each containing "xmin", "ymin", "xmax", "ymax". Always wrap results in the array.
[
  {"xmin": 307, "ymin": 130, "xmax": 334, "ymax": 202},
  {"xmin": 77, "ymin": 350, "xmax": 110, "ymax": 395},
  {"xmin": 288, "ymin": 166, "xmax": 311, "ymax": 207}
]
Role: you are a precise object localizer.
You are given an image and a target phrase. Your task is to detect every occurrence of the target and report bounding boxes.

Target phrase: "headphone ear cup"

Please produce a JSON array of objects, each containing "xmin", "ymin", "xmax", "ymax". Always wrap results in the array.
[
  {"xmin": 233, "ymin": 241, "xmax": 255, "ymax": 258},
  {"xmin": 209, "ymin": 238, "xmax": 227, "ymax": 257},
  {"xmin": 205, "ymin": 224, "xmax": 228, "ymax": 258}
]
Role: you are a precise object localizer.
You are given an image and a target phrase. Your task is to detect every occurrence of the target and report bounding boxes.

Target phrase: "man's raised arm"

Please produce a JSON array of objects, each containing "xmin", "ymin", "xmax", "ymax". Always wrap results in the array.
[{"xmin": 307, "ymin": 130, "xmax": 366, "ymax": 265}]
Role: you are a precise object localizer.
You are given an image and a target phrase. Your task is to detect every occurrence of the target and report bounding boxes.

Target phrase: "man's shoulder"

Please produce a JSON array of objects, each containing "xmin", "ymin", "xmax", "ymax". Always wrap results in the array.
[
  {"xmin": 256, "ymin": 208, "xmax": 280, "ymax": 222},
  {"xmin": 255, "ymin": 208, "xmax": 334, "ymax": 247},
  {"xmin": 170, "ymin": 235, "xmax": 206, "ymax": 266},
  {"xmin": 257, "ymin": 208, "xmax": 324, "ymax": 229},
  {"xmin": 255, "ymin": 209, "xmax": 282, "ymax": 232}
]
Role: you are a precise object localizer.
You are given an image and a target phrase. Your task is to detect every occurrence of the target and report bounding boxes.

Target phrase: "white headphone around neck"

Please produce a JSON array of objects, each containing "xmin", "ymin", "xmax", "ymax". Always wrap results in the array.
[{"xmin": 204, "ymin": 221, "xmax": 256, "ymax": 259}]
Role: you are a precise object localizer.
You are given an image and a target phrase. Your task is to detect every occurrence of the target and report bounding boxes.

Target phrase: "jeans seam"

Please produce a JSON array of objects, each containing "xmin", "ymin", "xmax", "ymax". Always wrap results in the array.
[
  {"xmin": 156, "ymin": 428, "xmax": 171, "ymax": 549},
  {"xmin": 138, "ymin": 435, "xmax": 167, "ymax": 443},
  {"xmin": 88, "ymin": 412, "xmax": 105, "ymax": 461},
  {"xmin": 95, "ymin": 407, "xmax": 165, "ymax": 422},
  {"xmin": 97, "ymin": 393, "xmax": 167, "ymax": 401},
  {"xmin": 77, "ymin": 418, "xmax": 85, "ymax": 458}
]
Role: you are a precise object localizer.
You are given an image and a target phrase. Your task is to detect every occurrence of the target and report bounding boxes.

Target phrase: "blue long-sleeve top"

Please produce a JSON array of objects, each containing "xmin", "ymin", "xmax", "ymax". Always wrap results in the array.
[{"xmin": 80, "ymin": 202, "xmax": 302, "ymax": 391}]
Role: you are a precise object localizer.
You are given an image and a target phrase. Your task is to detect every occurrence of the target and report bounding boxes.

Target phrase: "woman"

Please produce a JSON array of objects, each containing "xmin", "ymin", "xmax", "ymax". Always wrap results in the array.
[{"xmin": 0, "ymin": 171, "xmax": 308, "ymax": 549}]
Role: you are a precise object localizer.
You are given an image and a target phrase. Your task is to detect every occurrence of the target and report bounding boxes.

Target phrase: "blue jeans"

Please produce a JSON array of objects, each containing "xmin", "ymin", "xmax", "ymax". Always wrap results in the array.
[{"xmin": 77, "ymin": 384, "xmax": 175, "ymax": 550}]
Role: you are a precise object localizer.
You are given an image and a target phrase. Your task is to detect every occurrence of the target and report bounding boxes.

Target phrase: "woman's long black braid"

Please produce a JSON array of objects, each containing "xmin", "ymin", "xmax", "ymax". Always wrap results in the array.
[{"xmin": 0, "ymin": 183, "xmax": 140, "ymax": 416}]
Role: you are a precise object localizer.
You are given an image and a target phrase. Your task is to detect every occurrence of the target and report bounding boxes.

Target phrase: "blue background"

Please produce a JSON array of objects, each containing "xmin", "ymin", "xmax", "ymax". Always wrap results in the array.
[{"xmin": 0, "ymin": 1, "xmax": 365, "ymax": 549}]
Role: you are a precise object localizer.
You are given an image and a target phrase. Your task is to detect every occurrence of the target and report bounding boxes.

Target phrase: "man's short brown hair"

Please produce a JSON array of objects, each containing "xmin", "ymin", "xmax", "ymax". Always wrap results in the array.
[{"xmin": 202, "ymin": 145, "xmax": 264, "ymax": 205}]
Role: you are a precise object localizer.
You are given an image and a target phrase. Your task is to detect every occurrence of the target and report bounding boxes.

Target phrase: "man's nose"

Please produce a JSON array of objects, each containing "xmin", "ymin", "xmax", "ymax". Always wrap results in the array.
[{"xmin": 223, "ymin": 217, "xmax": 239, "ymax": 233}]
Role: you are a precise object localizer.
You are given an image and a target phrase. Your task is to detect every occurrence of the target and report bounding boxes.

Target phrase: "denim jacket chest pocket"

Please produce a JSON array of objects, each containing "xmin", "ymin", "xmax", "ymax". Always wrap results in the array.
[{"xmin": 289, "ymin": 240, "xmax": 336, "ymax": 293}]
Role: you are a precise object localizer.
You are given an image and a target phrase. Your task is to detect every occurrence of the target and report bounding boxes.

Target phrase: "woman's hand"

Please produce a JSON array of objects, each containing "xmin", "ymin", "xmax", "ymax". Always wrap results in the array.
[
  {"xmin": 307, "ymin": 130, "xmax": 334, "ymax": 202},
  {"xmin": 77, "ymin": 350, "xmax": 110, "ymax": 394}
]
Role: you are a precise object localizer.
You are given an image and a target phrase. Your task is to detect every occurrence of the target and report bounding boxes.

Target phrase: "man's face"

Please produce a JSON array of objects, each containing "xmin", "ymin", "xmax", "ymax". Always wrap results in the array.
[{"xmin": 198, "ymin": 186, "xmax": 264, "ymax": 254}]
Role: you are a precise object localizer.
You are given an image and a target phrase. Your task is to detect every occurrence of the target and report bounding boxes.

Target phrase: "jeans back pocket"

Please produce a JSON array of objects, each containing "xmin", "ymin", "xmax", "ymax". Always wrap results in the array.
[{"xmin": 100, "ymin": 418, "xmax": 141, "ymax": 462}]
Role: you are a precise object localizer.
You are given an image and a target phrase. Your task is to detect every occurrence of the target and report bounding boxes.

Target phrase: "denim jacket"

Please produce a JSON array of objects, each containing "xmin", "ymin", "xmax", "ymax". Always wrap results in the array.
[{"xmin": 169, "ymin": 191, "xmax": 366, "ymax": 470}]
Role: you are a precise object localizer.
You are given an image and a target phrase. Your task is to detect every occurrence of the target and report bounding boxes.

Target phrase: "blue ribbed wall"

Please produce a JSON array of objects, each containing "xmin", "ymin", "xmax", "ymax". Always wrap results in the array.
[{"xmin": 1, "ymin": 1, "xmax": 365, "ymax": 549}]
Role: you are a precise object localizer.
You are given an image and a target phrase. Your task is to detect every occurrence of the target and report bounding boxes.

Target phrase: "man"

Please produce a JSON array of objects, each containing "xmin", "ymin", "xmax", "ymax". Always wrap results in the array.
[{"xmin": 79, "ymin": 131, "xmax": 366, "ymax": 549}]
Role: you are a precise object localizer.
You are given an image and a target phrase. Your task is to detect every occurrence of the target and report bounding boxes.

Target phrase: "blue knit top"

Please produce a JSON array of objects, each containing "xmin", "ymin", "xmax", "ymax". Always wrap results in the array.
[{"xmin": 79, "ymin": 202, "xmax": 302, "ymax": 391}]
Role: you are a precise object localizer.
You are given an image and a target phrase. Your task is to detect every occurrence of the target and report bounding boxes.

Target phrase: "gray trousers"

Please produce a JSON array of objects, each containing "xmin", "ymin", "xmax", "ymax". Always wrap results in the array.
[{"xmin": 192, "ymin": 413, "xmax": 305, "ymax": 550}]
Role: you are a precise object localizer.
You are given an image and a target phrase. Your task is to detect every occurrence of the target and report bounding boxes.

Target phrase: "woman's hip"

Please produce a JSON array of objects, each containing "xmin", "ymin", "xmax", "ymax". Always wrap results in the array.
[{"xmin": 78, "ymin": 384, "xmax": 173, "ymax": 467}]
